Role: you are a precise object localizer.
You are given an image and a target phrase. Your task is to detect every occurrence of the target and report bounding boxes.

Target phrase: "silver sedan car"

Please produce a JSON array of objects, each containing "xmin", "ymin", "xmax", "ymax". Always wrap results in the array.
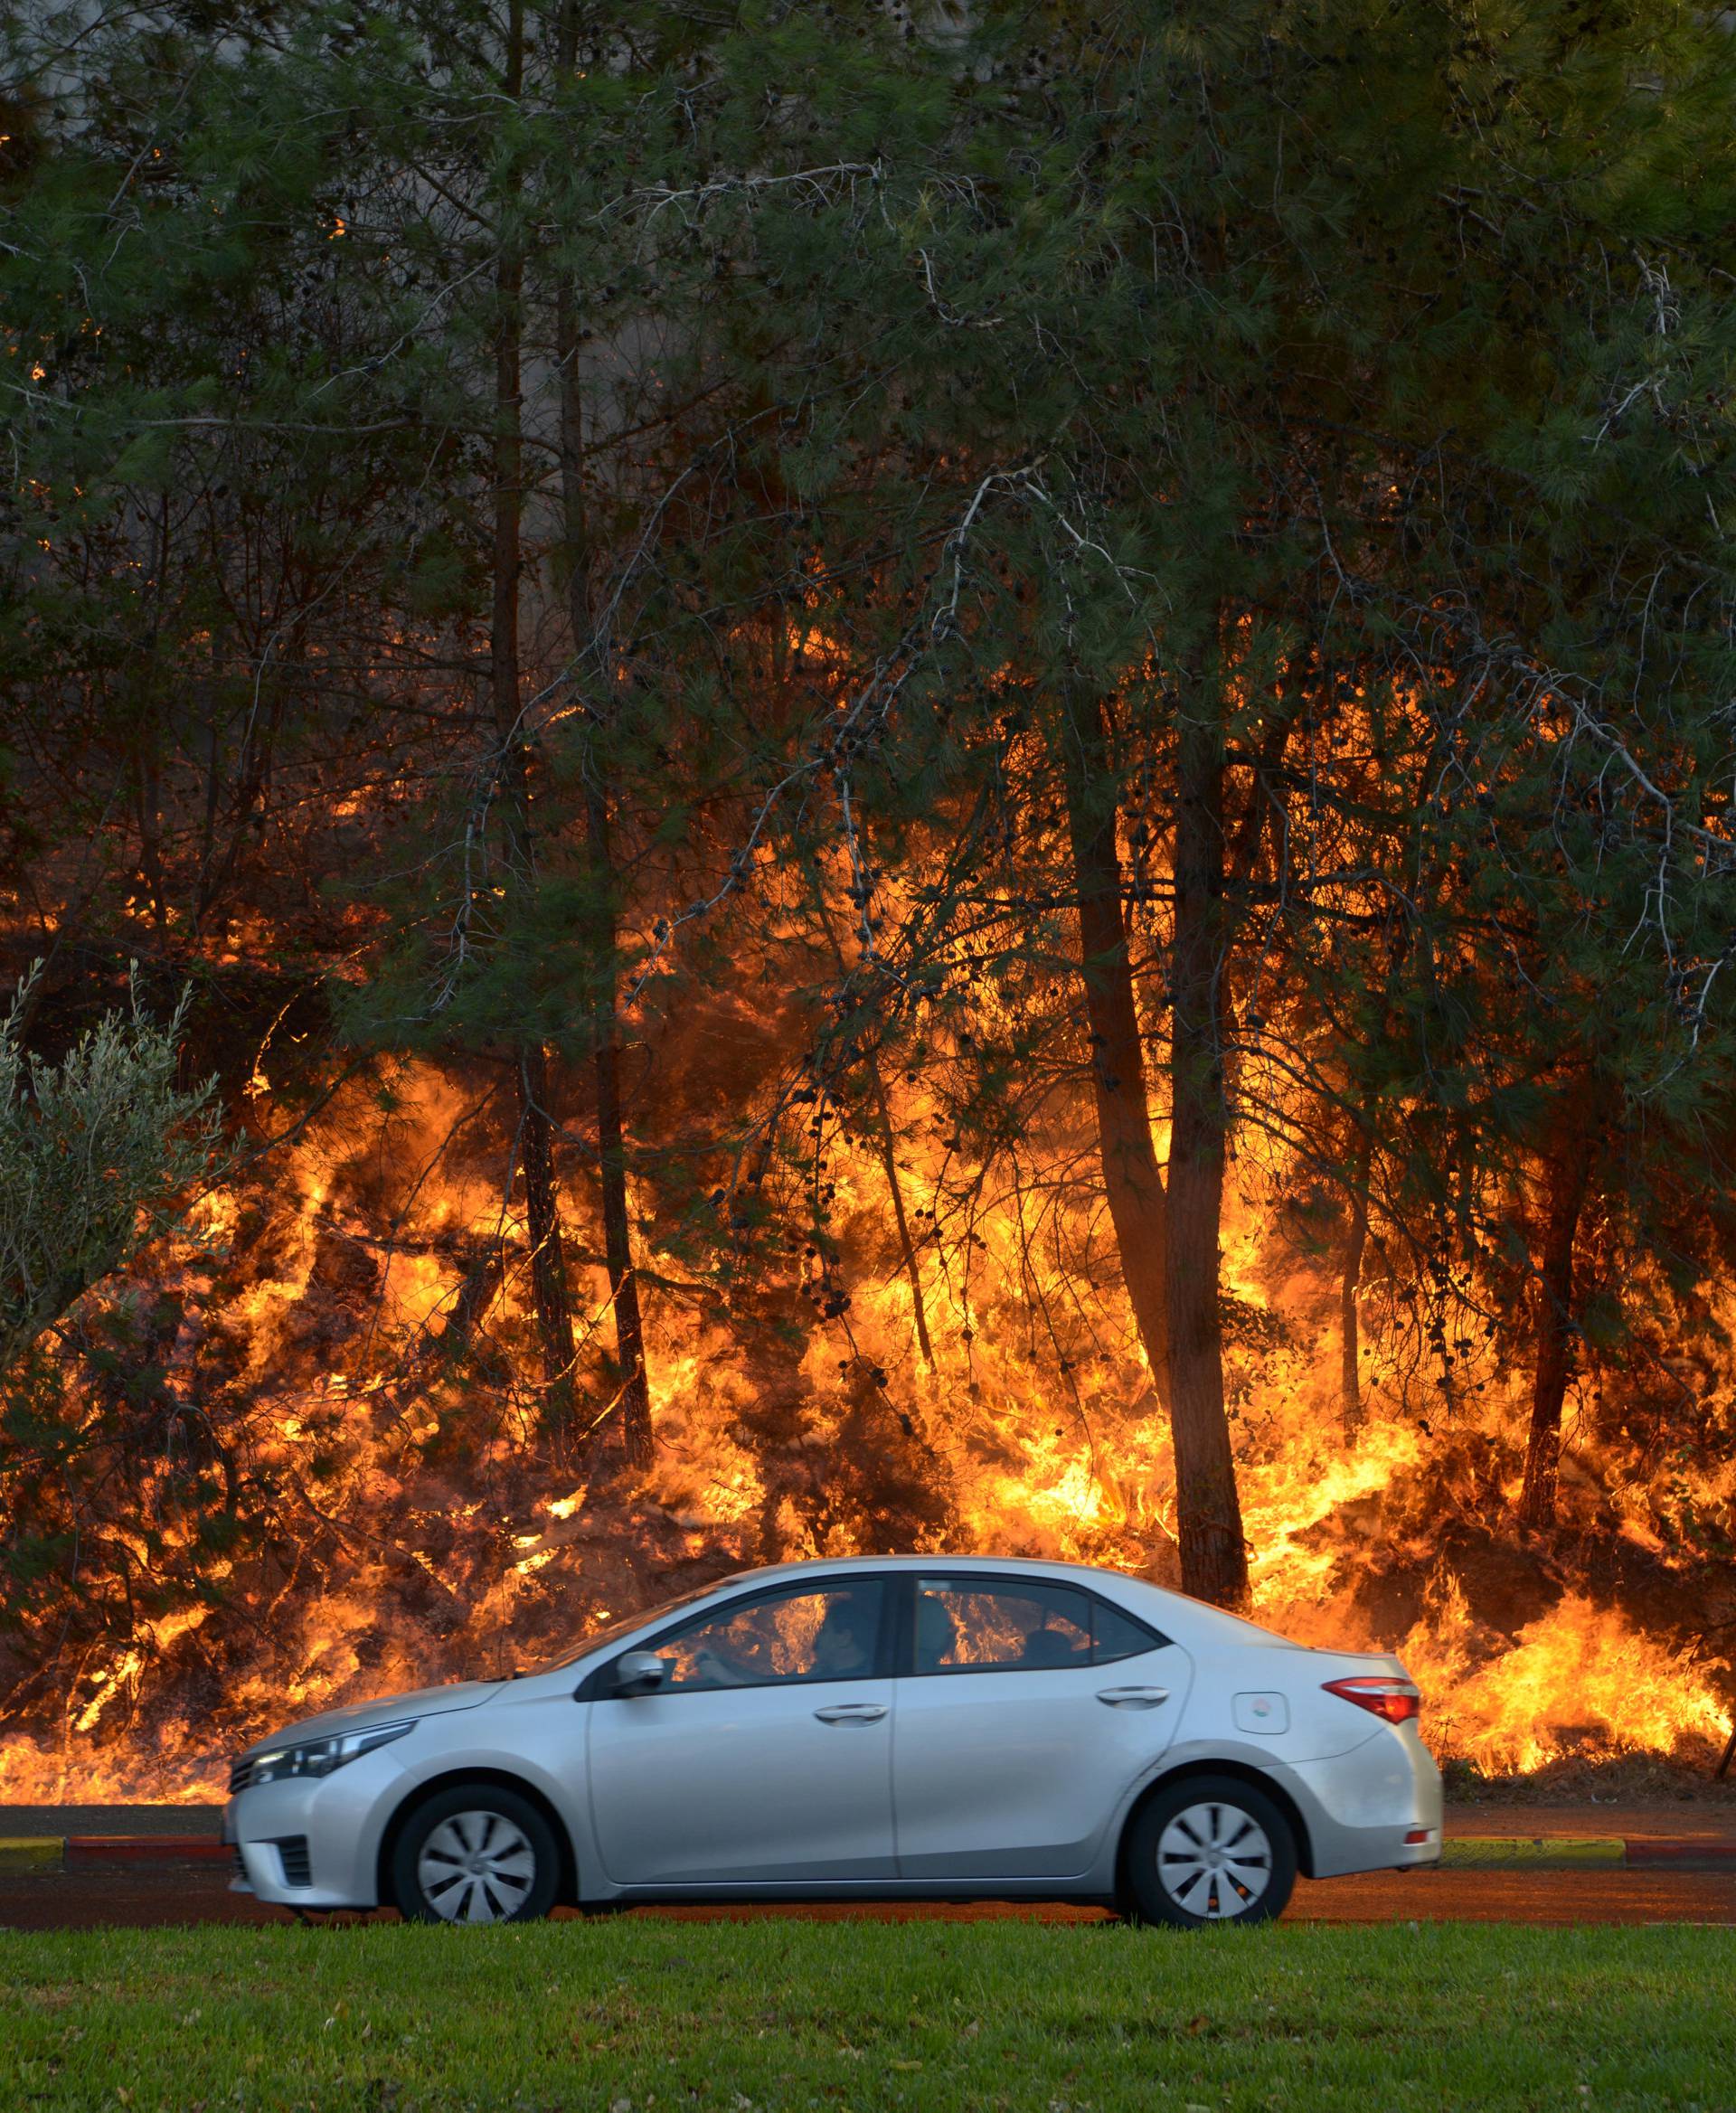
[{"xmin": 224, "ymin": 1554, "xmax": 1441, "ymax": 1928}]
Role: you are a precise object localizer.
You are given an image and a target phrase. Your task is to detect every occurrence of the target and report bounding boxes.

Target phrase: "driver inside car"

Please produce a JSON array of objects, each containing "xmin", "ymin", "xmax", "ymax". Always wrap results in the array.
[
  {"xmin": 692, "ymin": 1591, "xmax": 878, "ymax": 1688},
  {"xmin": 808, "ymin": 1596, "xmax": 877, "ymax": 1677}
]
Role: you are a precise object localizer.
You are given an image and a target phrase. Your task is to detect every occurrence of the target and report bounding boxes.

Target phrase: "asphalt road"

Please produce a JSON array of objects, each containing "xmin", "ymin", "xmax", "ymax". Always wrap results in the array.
[
  {"xmin": 6, "ymin": 1800, "xmax": 1734, "ymax": 1929},
  {"xmin": 2, "ymin": 1862, "xmax": 1733, "ymax": 1929}
]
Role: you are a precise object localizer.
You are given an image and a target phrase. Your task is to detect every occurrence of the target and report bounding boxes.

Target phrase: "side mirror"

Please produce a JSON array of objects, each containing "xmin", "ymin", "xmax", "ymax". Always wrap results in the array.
[{"xmin": 612, "ymin": 1649, "xmax": 668, "ymax": 1698}]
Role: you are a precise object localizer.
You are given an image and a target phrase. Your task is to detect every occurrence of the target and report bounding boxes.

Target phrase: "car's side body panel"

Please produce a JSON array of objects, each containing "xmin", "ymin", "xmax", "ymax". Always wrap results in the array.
[
  {"xmin": 888, "ymin": 1642, "xmax": 1192, "ymax": 1879},
  {"xmin": 584, "ymin": 1678, "xmax": 897, "ymax": 1883}
]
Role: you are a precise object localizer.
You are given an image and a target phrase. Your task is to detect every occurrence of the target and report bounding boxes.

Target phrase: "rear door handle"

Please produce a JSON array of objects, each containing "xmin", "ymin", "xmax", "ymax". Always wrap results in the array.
[
  {"xmin": 814, "ymin": 1703, "xmax": 889, "ymax": 1725},
  {"xmin": 1097, "ymin": 1686, "xmax": 1170, "ymax": 1710}
]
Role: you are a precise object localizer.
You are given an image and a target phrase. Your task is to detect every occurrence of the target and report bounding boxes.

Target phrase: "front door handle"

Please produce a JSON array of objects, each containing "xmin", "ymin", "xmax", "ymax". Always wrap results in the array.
[
  {"xmin": 1097, "ymin": 1686, "xmax": 1170, "ymax": 1710},
  {"xmin": 814, "ymin": 1703, "xmax": 889, "ymax": 1725}
]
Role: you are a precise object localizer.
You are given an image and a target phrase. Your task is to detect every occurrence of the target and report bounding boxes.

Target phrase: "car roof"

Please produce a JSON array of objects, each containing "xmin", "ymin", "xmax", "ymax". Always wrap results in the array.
[
  {"xmin": 723, "ymin": 1553, "xmax": 1143, "ymax": 1583},
  {"xmin": 662, "ymin": 1553, "xmax": 1294, "ymax": 1650}
]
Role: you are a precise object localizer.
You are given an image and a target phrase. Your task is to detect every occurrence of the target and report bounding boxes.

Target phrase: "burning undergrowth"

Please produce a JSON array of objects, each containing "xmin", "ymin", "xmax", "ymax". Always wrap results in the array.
[{"xmin": 1, "ymin": 1040, "xmax": 1731, "ymax": 1807}]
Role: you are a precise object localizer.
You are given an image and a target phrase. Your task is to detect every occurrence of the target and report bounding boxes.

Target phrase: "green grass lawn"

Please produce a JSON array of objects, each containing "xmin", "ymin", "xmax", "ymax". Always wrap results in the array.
[{"xmin": 3, "ymin": 1919, "xmax": 1731, "ymax": 2113}]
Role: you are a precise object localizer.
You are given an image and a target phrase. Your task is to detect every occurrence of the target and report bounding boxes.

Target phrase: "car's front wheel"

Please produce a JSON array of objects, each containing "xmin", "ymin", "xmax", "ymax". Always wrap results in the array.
[
  {"xmin": 392, "ymin": 1784, "xmax": 561, "ymax": 1925},
  {"xmin": 1122, "ymin": 1775, "xmax": 1297, "ymax": 1928}
]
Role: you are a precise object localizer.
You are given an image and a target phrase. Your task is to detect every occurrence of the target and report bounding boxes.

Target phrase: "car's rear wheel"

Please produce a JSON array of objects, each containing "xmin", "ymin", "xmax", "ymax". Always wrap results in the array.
[
  {"xmin": 1122, "ymin": 1775, "xmax": 1297, "ymax": 1929},
  {"xmin": 392, "ymin": 1784, "xmax": 561, "ymax": 1925}
]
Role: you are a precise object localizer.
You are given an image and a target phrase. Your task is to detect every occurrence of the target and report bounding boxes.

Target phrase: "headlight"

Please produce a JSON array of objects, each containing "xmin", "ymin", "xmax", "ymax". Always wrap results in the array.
[{"xmin": 247, "ymin": 1719, "xmax": 414, "ymax": 1785}]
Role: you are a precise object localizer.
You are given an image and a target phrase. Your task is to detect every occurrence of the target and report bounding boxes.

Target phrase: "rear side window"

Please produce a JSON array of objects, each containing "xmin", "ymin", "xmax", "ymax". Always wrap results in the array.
[
  {"xmin": 1092, "ymin": 1597, "xmax": 1165, "ymax": 1664},
  {"xmin": 912, "ymin": 1579, "xmax": 1165, "ymax": 1674},
  {"xmin": 915, "ymin": 1580, "xmax": 1090, "ymax": 1673}
]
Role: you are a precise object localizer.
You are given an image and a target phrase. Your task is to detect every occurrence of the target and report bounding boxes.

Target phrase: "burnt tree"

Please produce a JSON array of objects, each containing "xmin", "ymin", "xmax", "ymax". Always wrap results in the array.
[
  {"xmin": 493, "ymin": 0, "xmax": 578, "ymax": 1439},
  {"xmin": 1061, "ymin": 681, "xmax": 1171, "ymax": 1407},
  {"xmin": 1165, "ymin": 686, "xmax": 1250, "ymax": 1608},
  {"xmin": 552, "ymin": 0, "xmax": 652, "ymax": 1465},
  {"xmin": 1517, "ymin": 1096, "xmax": 1596, "ymax": 1528}
]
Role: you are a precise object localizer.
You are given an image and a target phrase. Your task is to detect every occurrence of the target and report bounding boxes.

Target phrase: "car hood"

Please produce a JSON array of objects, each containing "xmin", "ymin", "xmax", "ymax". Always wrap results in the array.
[{"xmin": 244, "ymin": 1679, "xmax": 505, "ymax": 1755}]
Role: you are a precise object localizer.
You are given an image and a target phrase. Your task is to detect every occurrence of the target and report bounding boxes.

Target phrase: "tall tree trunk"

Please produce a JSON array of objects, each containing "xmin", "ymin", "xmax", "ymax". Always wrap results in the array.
[
  {"xmin": 1340, "ymin": 1130, "xmax": 1373, "ymax": 1430},
  {"xmin": 580, "ymin": 775, "xmax": 654, "ymax": 1467},
  {"xmin": 863, "ymin": 1051, "xmax": 937, "ymax": 1371},
  {"xmin": 555, "ymin": 0, "xmax": 652, "ymax": 1465},
  {"xmin": 812, "ymin": 880, "xmax": 936, "ymax": 1369},
  {"xmin": 515, "ymin": 1042, "xmax": 578, "ymax": 1433},
  {"xmin": 1165, "ymin": 690, "xmax": 1250, "ymax": 1608},
  {"xmin": 1517, "ymin": 1105, "xmax": 1593, "ymax": 1529},
  {"xmin": 495, "ymin": 0, "xmax": 577, "ymax": 1438},
  {"xmin": 1060, "ymin": 681, "xmax": 1170, "ymax": 1409}
]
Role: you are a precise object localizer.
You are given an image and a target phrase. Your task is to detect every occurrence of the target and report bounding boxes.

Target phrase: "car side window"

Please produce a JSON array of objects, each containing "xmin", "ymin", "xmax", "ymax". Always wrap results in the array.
[
  {"xmin": 913, "ymin": 1580, "xmax": 1094, "ymax": 1674},
  {"xmin": 1091, "ymin": 1598, "xmax": 1165, "ymax": 1664},
  {"xmin": 649, "ymin": 1581, "xmax": 886, "ymax": 1693}
]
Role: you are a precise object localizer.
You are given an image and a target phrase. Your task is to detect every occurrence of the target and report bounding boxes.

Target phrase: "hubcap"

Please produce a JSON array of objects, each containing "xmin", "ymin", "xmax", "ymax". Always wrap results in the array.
[
  {"xmin": 1156, "ymin": 1800, "xmax": 1272, "ymax": 1920},
  {"xmin": 416, "ymin": 1810, "xmax": 537, "ymax": 1924}
]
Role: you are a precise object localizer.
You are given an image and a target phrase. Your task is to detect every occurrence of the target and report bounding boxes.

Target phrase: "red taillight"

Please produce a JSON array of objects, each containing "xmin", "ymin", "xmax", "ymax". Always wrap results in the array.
[{"xmin": 1322, "ymin": 1675, "xmax": 1421, "ymax": 1724}]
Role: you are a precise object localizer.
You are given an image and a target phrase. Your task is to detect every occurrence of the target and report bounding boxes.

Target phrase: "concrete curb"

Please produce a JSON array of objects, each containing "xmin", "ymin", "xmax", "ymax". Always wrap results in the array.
[
  {"xmin": 1441, "ymin": 1836, "xmax": 1625, "ymax": 1870},
  {"xmin": 1, "ymin": 1836, "xmax": 230, "ymax": 1872},
  {"xmin": 1622, "ymin": 1840, "xmax": 1736, "ymax": 1872},
  {"xmin": 0, "ymin": 1838, "xmax": 63, "ymax": 1873},
  {"xmin": 1439, "ymin": 1837, "xmax": 1736, "ymax": 1872},
  {"xmin": 3, "ymin": 1833, "xmax": 1734, "ymax": 1875}
]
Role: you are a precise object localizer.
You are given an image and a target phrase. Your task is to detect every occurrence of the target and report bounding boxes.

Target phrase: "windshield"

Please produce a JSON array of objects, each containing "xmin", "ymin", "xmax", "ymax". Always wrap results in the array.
[{"xmin": 536, "ymin": 1578, "xmax": 734, "ymax": 1673}]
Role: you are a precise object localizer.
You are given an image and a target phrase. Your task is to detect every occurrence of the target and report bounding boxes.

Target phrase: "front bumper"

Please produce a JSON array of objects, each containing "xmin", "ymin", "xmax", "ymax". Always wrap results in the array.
[{"xmin": 223, "ymin": 1751, "xmax": 406, "ymax": 1910}]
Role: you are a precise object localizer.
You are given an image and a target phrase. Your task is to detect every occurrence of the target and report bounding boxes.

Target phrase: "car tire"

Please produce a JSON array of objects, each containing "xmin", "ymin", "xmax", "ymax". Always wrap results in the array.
[
  {"xmin": 391, "ymin": 1784, "xmax": 562, "ymax": 1925},
  {"xmin": 1121, "ymin": 1774, "xmax": 1297, "ymax": 1929}
]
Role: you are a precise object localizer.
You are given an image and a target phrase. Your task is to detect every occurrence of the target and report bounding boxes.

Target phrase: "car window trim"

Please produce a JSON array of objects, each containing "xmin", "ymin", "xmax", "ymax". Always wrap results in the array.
[
  {"xmin": 583, "ymin": 1572, "xmax": 901, "ymax": 1699},
  {"xmin": 901, "ymin": 1571, "xmax": 1170, "ymax": 1677}
]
